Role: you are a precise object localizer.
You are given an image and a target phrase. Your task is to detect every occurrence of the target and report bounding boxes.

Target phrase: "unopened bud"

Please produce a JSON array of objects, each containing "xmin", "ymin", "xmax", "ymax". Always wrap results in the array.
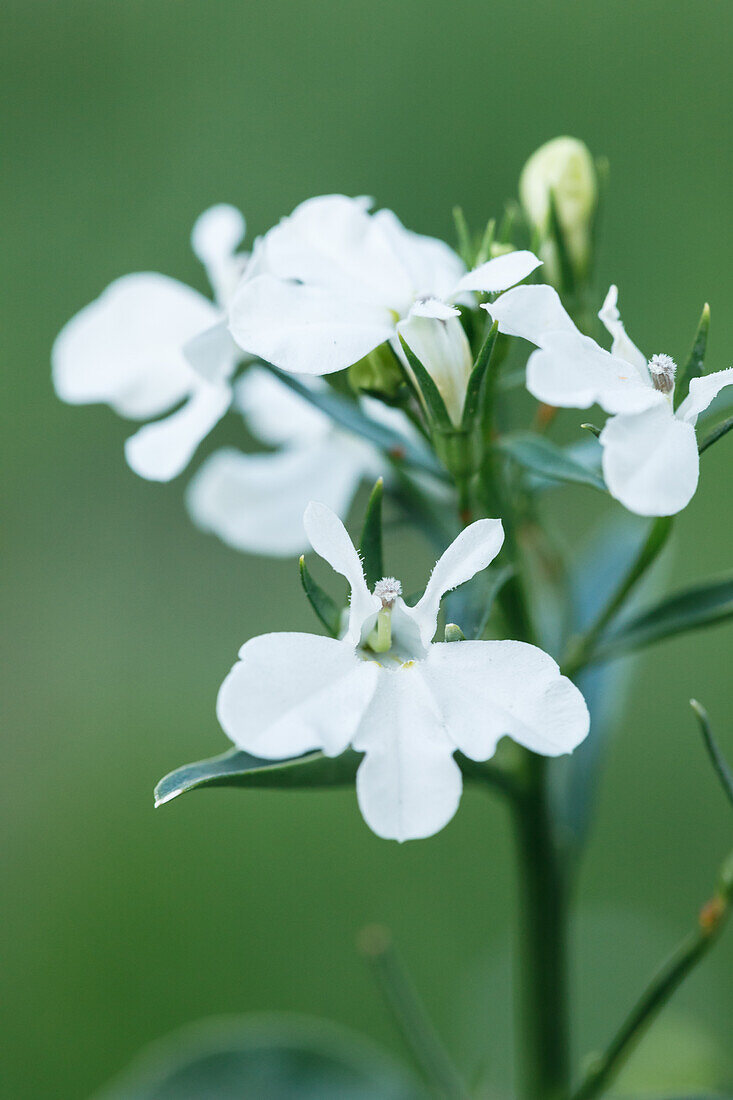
[
  {"xmin": 648, "ymin": 353, "xmax": 677, "ymax": 395},
  {"xmin": 520, "ymin": 136, "xmax": 598, "ymax": 284},
  {"xmin": 349, "ymin": 344, "xmax": 404, "ymax": 399}
]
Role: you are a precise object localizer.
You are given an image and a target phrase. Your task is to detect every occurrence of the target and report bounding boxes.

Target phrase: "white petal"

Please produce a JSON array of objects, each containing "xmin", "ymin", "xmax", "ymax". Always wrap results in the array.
[
  {"xmin": 408, "ymin": 519, "xmax": 505, "ymax": 647},
  {"xmin": 218, "ymin": 632, "xmax": 378, "ymax": 759},
  {"xmin": 183, "ymin": 320, "xmax": 240, "ymax": 384},
  {"xmin": 124, "ymin": 383, "xmax": 231, "ymax": 481},
  {"xmin": 353, "ymin": 666, "xmax": 462, "ymax": 841},
  {"xmin": 235, "ymin": 366, "xmax": 330, "ymax": 446},
  {"xmin": 186, "ymin": 439, "xmax": 366, "ymax": 557},
  {"xmin": 262, "ymin": 194, "xmax": 413, "ymax": 309},
  {"xmin": 600, "ymin": 405, "xmax": 700, "ymax": 516},
  {"xmin": 598, "ymin": 285, "xmax": 649, "ymax": 379},
  {"xmin": 397, "ymin": 314, "xmax": 473, "ymax": 426},
  {"xmin": 408, "ymin": 297, "xmax": 461, "ymax": 320},
  {"xmin": 455, "ymin": 250, "xmax": 542, "ymax": 294},
  {"xmin": 483, "ymin": 283, "xmax": 576, "ymax": 346},
  {"xmin": 371, "ymin": 207, "xmax": 466, "ymax": 305},
  {"xmin": 191, "ymin": 204, "xmax": 247, "ymax": 306},
  {"xmin": 677, "ymin": 366, "xmax": 733, "ymax": 424},
  {"xmin": 526, "ymin": 332, "xmax": 663, "ymax": 415},
  {"xmin": 422, "ymin": 640, "xmax": 589, "ymax": 759},
  {"xmin": 52, "ymin": 273, "xmax": 217, "ymax": 418},
  {"xmin": 303, "ymin": 502, "xmax": 381, "ymax": 644},
  {"xmin": 229, "ymin": 274, "xmax": 395, "ymax": 375}
]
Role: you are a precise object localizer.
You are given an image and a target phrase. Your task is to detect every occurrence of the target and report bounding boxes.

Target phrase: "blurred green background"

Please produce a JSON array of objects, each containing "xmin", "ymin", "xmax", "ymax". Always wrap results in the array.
[{"xmin": 3, "ymin": 1, "xmax": 733, "ymax": 1096}]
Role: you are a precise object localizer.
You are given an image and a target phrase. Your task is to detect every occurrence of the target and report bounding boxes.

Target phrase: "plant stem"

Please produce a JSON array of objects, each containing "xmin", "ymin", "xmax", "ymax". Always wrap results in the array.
[
  {"xmin": 571, "ymin": 870, "xmax": 732, "ymax": 1100},
  {"xmin": 511, "ymin": 752, "xmax": 571, "ymax": 1100},
  {"xmin": 562, "ymin": 515, "xmax": 673, "ymax": 679},
  {"xmin": 358, "ymin": 925, "xmax": 469, "ymax": 1100}
]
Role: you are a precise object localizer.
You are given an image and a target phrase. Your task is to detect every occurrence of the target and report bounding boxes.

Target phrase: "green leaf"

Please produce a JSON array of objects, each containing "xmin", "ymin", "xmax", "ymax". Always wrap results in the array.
[
  {"xmin": 94, "ymin": 1015, "xmax": 425, "ymax": 1100},
  {"xmin": 359, "ymin": 479, "xmax": 384, "ymax": 589},
  {"xmin": 443, "ymin": 563, "xmax": 514, "ymax": 640},
  {"xmin": 155, "ymin": 745, "xmax": 510, "ymax": 809},
  {"xmin": 558, "ymin": 517, "xmax": 656, "ymax": 855},
  {"xmin": 452, "ymin": 205, "xmax": 472, "ymax": 266},
  {"xmin": 676, "ymin": 302, "xmax": 710, "ymax": 409},
  {"xmin": 155, "ymin": 747, "xmax": 363, "ymax": 807},
  {"xmin": 699, "ymin": 413, "xmax": 733, "ymax": 455},
  {"xmin": 460, "ymin": 321, "xmax": 499, "ymax": 430},
  {"xmin": 299, "ymin": 555, "xmax": 341, "ymax": 636},
  {"xmin": 262, "ymin": 365, "xmax": 448, "ymax": 481},
  {"xmin": 595, "ymin": 573, "xmax": 733, "ymax": 661},
  {"xmin": 498, "ymin": 432, "xmax": 607, "ymax": 492},
  {"xmin": 398, "ymin": 336, "xmax": 452, "ymax": 430},
  {"xmin": 690, "ymin": 700, "xmax": 733, "ymax": 810}
]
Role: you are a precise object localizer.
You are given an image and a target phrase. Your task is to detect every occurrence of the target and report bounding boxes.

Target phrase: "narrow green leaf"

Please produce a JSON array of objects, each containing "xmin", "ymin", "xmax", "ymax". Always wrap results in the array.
[
  {"xmin": 155, "ymin": 746, "xmax": 510, "ymax": 808},
  {"xmin": 596, "ymin": 573, "xmax": 733, "ymax": 661},
  {"xmin": 475, "ymin": 216, "xmax": 496, "ymax": 266},
  {"xmin": 443, "ymin": 562, "xmax": 514, "ymax": 640},
  {"xmin": 452, "ymin": 205, "xmax": 472, "ymax": 266},
  {"xmin": 699, "ymin": 413, "xmax": 733, "ymax": 455},
  {"xmin": 263, "ymin": 364, "xmax": 448, "ymax": 481},
  {"xmin": 460, "ymin": 321, "xmax": 499, "ymax": 430},
  {"xmin": 581, "ymin": 422, "xmax": 602, "ymax": 439},
  {"xmin": 676, "ymin": 303, "xmax": 710, "ymax": 408},
  {"xmin": 359, "ymin": 478, "xmax": 384, "ymax": 589},
  {"xmin": 299, "ymin": 555, "xmax": 341, "ymax": 636},
  {"xmin": 690, "ymin": 700, "xmax": 733, "ymax": 810},
  {"xmin": 154, "ymin": 747, "xmax": 363, "ymax": 806},
  {"xmin": 498, "ymin": 432, "xmax": 607, "ymax": 492},
  {"xmin": 548, "ymin": 187, "xmax": 577, "ymax": 295},
  {"xmin": 398, "ymin": 336, "xmax": 452, "ymax": 429}
]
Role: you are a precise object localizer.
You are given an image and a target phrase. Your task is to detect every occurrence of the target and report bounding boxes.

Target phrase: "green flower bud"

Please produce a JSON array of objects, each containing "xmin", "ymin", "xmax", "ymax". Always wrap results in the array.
[
  {"xmin": 348, "ymin": 344, "xmax": 404, "ymax": 399},
  {"xmin": 519, "ymin": 136, "xmax": 598, "ymax": 285}
]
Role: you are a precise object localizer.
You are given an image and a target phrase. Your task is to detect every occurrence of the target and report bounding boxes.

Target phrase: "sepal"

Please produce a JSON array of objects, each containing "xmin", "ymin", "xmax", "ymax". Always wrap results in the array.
[{"xmin": 299, "ymin": 555, "xmax": 342, "ymax": 636}]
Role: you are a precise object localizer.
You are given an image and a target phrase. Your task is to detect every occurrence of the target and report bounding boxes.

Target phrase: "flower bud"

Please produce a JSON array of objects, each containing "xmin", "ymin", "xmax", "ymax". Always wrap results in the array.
[
  {"xmin": 399, "ymin": 312, "xmax": 473, "ymax": 427},
  {"xmin": 348, "ymin": 344, "xmax": 404, "ymax": 399},
  {"xmin": 519, "ymin": 136, "xmax": 598, "ymax": 286}
]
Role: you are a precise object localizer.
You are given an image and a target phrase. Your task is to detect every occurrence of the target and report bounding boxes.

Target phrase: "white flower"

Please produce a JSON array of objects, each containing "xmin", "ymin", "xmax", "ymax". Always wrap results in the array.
[
  {"xmin": 217, "ymin": 502, "xmax": 589, "ymax": 841},
  {"xmin": 486, "ymin": 284, "xmax": 733, "ymax": 515},
  {"xmin": 228, "ymin": 194, "xmax": 541, "ymax": 425},
  {"xmin": 52, "ymin": 204, "xmax": 247, "ymax": 481},
  {"xmin": 186, "ymin": 368, "xmax": 410, "ymax": 557}
]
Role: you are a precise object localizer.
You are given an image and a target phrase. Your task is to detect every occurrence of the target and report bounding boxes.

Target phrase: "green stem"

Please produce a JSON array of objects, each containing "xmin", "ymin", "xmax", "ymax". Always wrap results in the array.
[
  {"xmin": 571, "ymin": 872, "xmax": 732, "ymax": 1100},
  {"xmin": 512, "ymin": 752, "xmax": 571, "ymax": 1100},
  {"xmin": 359, "ymin": 925, "xmax": 469, "ymax": 1100},
  {"xmin": 562, "ymin": 515, "xmax": 673, "ymax": 679}
]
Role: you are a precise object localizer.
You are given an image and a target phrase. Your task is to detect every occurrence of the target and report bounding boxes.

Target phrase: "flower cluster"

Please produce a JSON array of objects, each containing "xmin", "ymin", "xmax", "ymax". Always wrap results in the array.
[{"xmin": 54, "ymin": 139, "xmax": 733, "ymax": 841}]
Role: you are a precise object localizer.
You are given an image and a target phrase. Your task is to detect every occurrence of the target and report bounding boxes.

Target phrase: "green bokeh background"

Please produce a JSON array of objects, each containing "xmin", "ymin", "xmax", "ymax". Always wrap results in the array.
[{"xmin": 3, "ymin": 2, "xmax": 733, "ymax": 1096}]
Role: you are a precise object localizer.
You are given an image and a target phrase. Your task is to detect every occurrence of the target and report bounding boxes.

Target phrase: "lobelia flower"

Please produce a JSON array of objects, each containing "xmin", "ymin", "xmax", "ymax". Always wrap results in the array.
[
  {"xmin": 52, "ymin": 204, "xmax": 247, "ymax": 481},
  {"xmin": 227, "ymin": 194, "xmax": 542, "ymax": 426},
  {"xmin": 217, "ymin": 502, "xmax": 589, "ymax": 841},
  {"xmin": 52, "ymin": 204, "xmax": 410, "ymax": 555},
  {"xmin": 486, "ymin": 283, "xmax": 733, "ymax": 516}
]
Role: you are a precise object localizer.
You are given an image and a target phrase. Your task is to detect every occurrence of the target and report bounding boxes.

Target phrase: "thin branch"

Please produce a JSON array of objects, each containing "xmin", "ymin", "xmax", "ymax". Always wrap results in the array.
[
  {"xmin": 358, "ymin": 925, "xmax": 469, "ymax": 1100},
  {"xmin": 571, "ymin": 858, "xmax": 733, "ymax": 1100}
]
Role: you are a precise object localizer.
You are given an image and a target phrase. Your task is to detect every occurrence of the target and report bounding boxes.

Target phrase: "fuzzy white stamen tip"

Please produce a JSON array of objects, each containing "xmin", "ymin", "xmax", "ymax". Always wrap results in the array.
[
  {"xmin": 374, "ymin": 576, "xmax": 402, "ymax": 607},
  {"xmin": 648, "ymin": 353, "xmax": 677, "ymax": 394}
]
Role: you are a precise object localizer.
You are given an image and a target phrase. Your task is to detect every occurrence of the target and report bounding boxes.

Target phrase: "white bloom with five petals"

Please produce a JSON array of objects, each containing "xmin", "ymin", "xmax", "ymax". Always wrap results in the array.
[
  {"xmin": 217, "ymin": 502, "xmax": 589, "ymax": 841},
  {"xmin": 228, "ymin": 194, "xmax": 541, "ymax": 425},
  {"xmin": 486, "ymin": 283, "xmax": 733, "ymax": 515}
]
